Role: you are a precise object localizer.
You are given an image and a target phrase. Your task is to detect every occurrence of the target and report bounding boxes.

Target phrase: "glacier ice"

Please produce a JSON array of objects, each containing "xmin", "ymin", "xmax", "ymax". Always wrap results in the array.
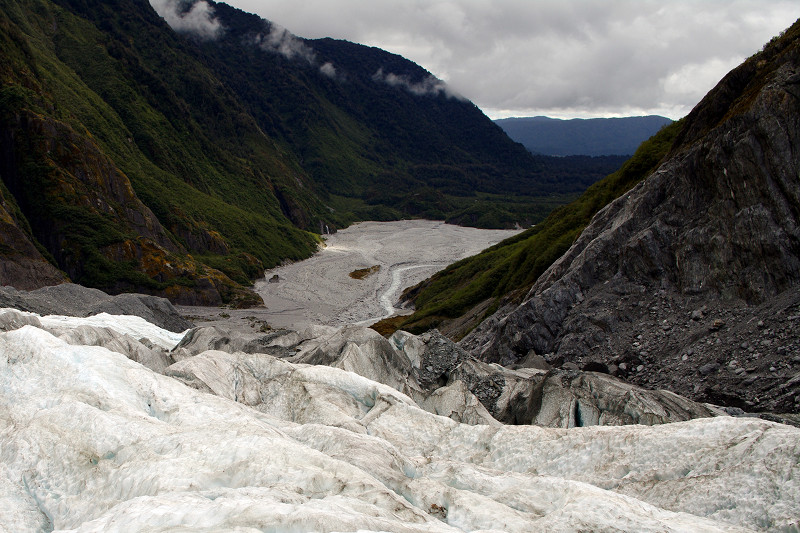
[{"xmin": 0, "ymin": 310, "xmax": 798, "ymax": 532}]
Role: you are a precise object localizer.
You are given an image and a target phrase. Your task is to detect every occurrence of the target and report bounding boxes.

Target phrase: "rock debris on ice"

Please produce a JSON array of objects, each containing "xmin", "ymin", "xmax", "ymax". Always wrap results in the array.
[{"xmin": 0, "ymin": 308, "xmax": 798, "ymax": 532}]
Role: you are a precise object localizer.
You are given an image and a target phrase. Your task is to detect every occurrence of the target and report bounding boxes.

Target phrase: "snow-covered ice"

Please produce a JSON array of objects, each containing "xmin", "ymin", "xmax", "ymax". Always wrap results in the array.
[
  {"xmin": 0, "ymin": 311, "xmax": 798, "ymax": 532},
  {"xmin": 37, "ymin": 311, "xmax": 187, "ymax": 350}
]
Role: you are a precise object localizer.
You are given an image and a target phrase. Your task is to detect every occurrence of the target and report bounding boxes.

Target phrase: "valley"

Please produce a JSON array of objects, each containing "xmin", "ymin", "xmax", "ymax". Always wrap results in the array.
[
  {"xmin": 179, "ymin": 220, "xmax": 520, "ymax": 330},
  {"xmin": 261, "ymin": 221, "xmax": 521, "ymax": 327},
  {"xmin": 0, "ymin": 0, "xmax": 798, "ymax": 531}
]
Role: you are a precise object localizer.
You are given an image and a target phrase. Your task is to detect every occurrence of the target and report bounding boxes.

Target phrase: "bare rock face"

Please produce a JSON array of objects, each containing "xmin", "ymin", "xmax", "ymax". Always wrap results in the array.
[
  {"xmin": 0, "ymin": 189, "xmax": 67, "ymax": 289},
  {"xmin": 461, "ymin": 28, "xmax": 800, "ymax": 414}
]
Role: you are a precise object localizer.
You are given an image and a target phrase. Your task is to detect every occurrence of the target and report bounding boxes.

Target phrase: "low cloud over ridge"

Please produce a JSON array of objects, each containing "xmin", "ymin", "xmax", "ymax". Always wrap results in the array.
[
  {"xmin": 254, "ymin": 23, "xmax": 316, "ymax": 63},
  {"xmin": 149, "ymin": 0, "xmax": 223, "ymax": 40},
  {"xmin": 372, "ymin": 68, "xmax": 463, "ymax": 99},
  {"xmin": 222, "ymin": 0, "xmax": 800, "ymax": 119},
  {"xmin": 150, "ymin": 1, "xmax": 338, "ymax": 76}
]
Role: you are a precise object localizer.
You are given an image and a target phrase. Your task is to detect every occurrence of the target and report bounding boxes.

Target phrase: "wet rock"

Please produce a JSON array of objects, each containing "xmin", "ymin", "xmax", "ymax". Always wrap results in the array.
[{"xmin": 698, "ymin": 363, "xmax": 720, "ymax": 376}]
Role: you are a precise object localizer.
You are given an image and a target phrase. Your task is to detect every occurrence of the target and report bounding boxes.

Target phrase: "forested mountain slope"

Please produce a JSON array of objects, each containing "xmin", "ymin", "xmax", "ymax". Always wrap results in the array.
[
  {"xmin": 0, "ymin": 0, "xmax": 616, "ymax": 303},
  {"xmin": 398, "ymin": 120, "xmax": 683, "ymax": 337}
]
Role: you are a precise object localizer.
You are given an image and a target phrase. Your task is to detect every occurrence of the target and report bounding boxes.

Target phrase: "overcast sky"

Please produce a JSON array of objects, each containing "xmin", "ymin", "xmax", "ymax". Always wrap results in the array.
[{"xmin": 218, "ymin": 1, "xmax": 798, "ymax": 120}]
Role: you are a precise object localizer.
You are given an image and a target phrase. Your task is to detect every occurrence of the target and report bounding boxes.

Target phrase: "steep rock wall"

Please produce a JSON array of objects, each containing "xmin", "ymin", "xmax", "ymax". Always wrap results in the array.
[{"xmin": 462, "ymin": 22, "xmax": 800, "ymax": 413}]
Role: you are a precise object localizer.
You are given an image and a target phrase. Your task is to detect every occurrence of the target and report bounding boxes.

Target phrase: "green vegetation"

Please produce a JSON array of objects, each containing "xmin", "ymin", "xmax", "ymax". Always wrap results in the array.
[
  {"xmin": 199, "ymin": 7, "xmax": 628, "ymax": 228},
  {"xmin": 398, "ymin": 119, "xmax": 685, "ymax": 336},
  {"xmin": 0, "ymin": 0, "xmax": 325, "ymax": 298}
]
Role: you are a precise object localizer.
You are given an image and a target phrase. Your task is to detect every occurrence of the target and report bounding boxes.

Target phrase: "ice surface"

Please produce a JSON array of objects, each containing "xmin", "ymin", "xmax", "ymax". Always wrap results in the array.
[
  {"xmin": 1, "ymin": 312, "xmax": 798, "ymax": 532},
  {"xmin": 36, "ymin": 311, "xmax": 187, "ymax": 350}
]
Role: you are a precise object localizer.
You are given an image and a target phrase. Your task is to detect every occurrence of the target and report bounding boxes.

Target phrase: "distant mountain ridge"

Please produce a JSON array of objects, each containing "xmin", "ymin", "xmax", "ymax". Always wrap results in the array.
[{"xmin": 495, "ymin": 115, "xmax": 673, "ymax": 156}]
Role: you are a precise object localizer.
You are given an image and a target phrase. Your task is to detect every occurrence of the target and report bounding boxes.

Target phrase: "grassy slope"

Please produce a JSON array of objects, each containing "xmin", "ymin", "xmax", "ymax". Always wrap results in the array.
[{"xmin": 398, "ymin": 119, "xmax": 685, "ymax": 336}]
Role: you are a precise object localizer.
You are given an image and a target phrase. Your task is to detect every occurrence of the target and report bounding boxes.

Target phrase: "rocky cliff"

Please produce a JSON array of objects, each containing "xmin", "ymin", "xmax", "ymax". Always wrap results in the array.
[
  {"xmin": 461, "ymin": 20, "xmax": 800, "ymax": 415},
  {"xmin": 0, "ymin": 183, "xmax": 67, "ymax": 288}
]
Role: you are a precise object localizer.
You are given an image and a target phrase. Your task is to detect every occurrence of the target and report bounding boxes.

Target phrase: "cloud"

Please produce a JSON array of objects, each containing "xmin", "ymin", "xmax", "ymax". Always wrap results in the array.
[
  {"xmin": 222, "ymin": 0, "xmax": 800, "ymax": 119},
  {"xmin": 149, "ymin": 0, "xmax": 223, "ymax": 40},
  {"xmin": 320, "ymin": 62, "xmax": 337, "ymax": 78},
  {"xmin": 372, "ymin": 68, "xmax": 464, "ymax": 99},
  {"xmin": 253, "ymin": 23, "xmax": 316, "ymax": 63}
]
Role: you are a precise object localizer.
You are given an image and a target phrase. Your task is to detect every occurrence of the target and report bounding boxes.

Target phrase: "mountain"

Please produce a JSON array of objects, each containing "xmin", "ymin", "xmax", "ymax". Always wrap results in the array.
[
  {"xmin": 397, "ymin": 118, "xmax": 684, "ymax": 337},
  {"xmin": 1, "ymin": 0, "xmax": 326, "ymax": 306},
  {"xmin": 495, "ymin": 115, "xmax": 673, "ymax": 156},
  {"xmin": 444, "ymin": 19, "xmax": 800, "ymax": 415},
  {"xmin": 0, "ymin": 0, "xmax": 621, "ymax": 304}
]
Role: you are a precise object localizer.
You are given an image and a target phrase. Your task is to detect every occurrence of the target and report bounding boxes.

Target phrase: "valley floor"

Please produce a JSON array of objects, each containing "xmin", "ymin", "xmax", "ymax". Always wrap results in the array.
[{"xmin": 180, "ymin": 220, "xmax": 520, "ymax": 331}]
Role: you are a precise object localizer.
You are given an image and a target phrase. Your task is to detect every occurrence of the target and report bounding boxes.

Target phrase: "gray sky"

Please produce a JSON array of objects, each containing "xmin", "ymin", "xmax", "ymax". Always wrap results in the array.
[{"xmin": 218, "ymin": 1, "xmax": 798, "ymax": 119}]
